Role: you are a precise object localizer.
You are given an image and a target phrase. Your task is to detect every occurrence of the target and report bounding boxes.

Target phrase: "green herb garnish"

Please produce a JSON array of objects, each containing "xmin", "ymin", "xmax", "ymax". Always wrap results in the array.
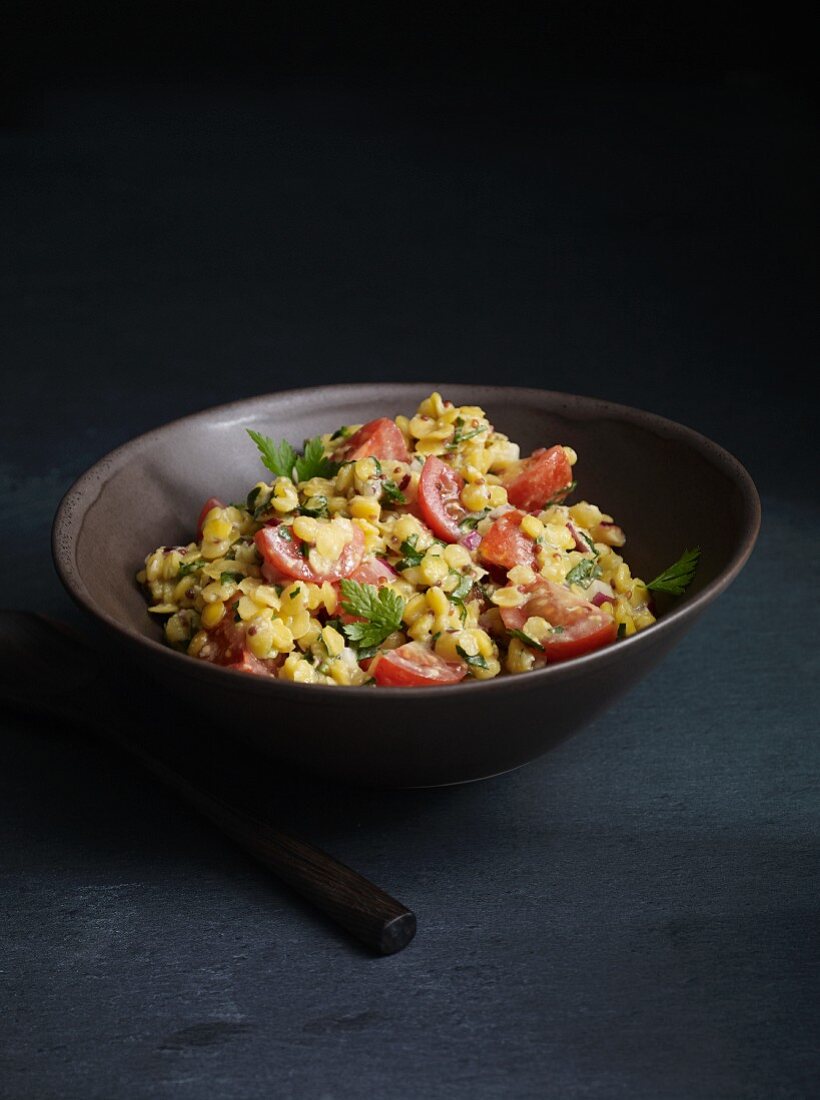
[
  {"xmin": 447, "ymin": 416, "xmax": 488, "ymax": 449},
  {"xmin": 509, "ymin": 628, "xmax": 546, "ymax": 653},
  {"xmin": 299, "ymin": 495, "xmax": 329, "ymax": 518},
  {"xmin": 617, "ymin": 622, "xmax": 627, "ymax": 638},
  {"xmin": 382, "ymin": 480, "xmax": 407, "ymax": 506},
  {"xmin": 339, "ymin": 580, "xmax": 405, "ymax": 651},
  {"xmin": 176, "ymin": 558, "xmax": 208, "ymax": 578},
  {"xmin": 456, "ymin": 644, "xmax": 489, "ymax": 670},
  {"xmin": 220, "ymin": 572, "xmax": 244, "ymax": 585},
  {"xmin": 295, "ymin": 436, "xmax": 340, "ymax": 482},
  {"xmin": 247, "ymin": 430, "xmax": 297, "ymax": 480},
  {"xmin": 330, "ymin": 425, "xmax": 351, "ymax": 441},
  {"xmin": 544, "ymin": 479, "xmax": 577, "ymax": 507},
  {"xmin": 448, "ymin": 573, "xmax": 474, "ymax": 623},
  {"xmin": 647, "ymin": 548, "xmax": 700, "ymax": 595},
  {"xmin": 458, "ymin": 508, "xmax": 491, "ymax": 530},
  {"xmin": 395, "ymin": 535, "xmax": 425, "ymax": 571},
  {"xmin": 565, "ymin": 558, "xmax": 602, "ymax": 589}
]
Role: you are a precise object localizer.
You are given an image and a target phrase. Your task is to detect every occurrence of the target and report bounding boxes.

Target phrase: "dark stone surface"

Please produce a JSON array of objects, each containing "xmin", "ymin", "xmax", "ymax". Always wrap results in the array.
[{"xmin": 1, "ymin": 73, "xmax": 818, "ymax": 1098}]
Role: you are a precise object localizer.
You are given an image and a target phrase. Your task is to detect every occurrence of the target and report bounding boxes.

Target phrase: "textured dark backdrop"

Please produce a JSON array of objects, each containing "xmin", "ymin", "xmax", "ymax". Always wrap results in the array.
[{"xmin": 2, "ymin": 7, "xmax": 818, "ymax": 1098}]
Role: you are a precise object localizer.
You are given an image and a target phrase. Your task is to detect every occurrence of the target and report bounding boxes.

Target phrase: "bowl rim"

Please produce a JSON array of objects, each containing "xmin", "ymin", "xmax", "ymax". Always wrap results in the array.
[{"xmin": 52, "ymin": 382, "xmax": 761, "ymax": 699}]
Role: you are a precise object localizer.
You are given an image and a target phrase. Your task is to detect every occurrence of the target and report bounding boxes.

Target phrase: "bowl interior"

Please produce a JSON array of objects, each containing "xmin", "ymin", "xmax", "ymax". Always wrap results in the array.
[{"xmin": 55, "ymin": 383, "xmax": 758, "ymax": 657}]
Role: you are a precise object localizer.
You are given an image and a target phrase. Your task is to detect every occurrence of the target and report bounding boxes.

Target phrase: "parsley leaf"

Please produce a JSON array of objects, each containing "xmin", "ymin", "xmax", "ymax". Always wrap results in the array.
[
  {"xmin": 565, "ymin": 558, "xmax": 602, "ymax": 589},
  {"xmin": 456, "ymin": 644, "xmax": 489, "ymax": 670},
  {"xmin": 381, "ymin": 480, "xmax": 407, "ymax": 505},
  {"xmin": 508, "ymin": 628, "xmax": 546, "ymax": 653},
  {"xmin": 395, "ymin": 535, "xmax": 425, "ymax": 571},
  {"xmin": 647, "ymin": 547, "xmax": 700, "ymax": 595},
  {"xmin": 448, "ymin": 573, "xmax": 474, "ymax": 622},
  {"xmin": 294, "ymin": 436, "xmax": 340, "ymax": 482},
  {"xmin": 447, "ymin": 416, "xmax": 488, "ymax": 449},
  {"xmin": 176, "ymin": 558, "xmax": 208, "ymax": 578},
  {"xmin": 247, "ymin": 429, "xmax": 297, "ymax": 479},
  {"xmin": 220, "ymin": 571, "xmax": 244, "ymax": 585},
  {"xmin": 330, "ymin": 425, "xmax": 351, "ymax": 440},
  {"xmin": 299, "ymin": 495, "xmax": 329, "ymax": 518},
  {"xmin": 458, "ymin": 508, "xmax": 491, "ymax": 530},
  {"xmin": 339, "ymin": 580, "xmax": 405, "ymax": 650}
]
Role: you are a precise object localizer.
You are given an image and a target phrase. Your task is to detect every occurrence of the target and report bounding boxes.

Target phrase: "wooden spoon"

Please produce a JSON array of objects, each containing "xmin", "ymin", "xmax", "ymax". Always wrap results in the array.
[{"xmin": 0, "ymin": 610, "xmax": 416, "ymax": 956}]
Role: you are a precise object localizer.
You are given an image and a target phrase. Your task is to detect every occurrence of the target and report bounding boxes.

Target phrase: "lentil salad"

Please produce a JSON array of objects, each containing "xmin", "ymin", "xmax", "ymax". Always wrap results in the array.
[{"xmin": 138, "ymin": 392, "xmax": 698, "ymax": 686}]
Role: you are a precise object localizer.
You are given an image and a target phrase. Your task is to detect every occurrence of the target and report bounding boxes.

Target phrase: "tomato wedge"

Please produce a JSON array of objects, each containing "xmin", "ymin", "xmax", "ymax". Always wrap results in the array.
[
  {"xmin": 478, "ymin": 509, "xmax": 537, "ymax": 571},
  {"xmin": 336, "ymin": 417, "xmax": 410, "ymax": 463},
  {"xmin": 505, "ymin": 446, "xmax": 573, "ymax": 512},
  {"xmin": 500, "ymin": 579, "xmax": 617, "ymax": 662},
  {"xmin": 418, "ymin": 456, "xmax": 467, "ymax": 543},
  {"xmin": 200, "ymin": 598, "xmax": 279, "ymax": 676},
  {"xmin": 371, "ymin": 642, "xmax": 467, "ymax": 686},
  {"xmin": 196, "ymin": 497, "xmax": 224, "ymax": 541},
  {"xmin": 255, "ymin": 520, "xmax": 365, "ymax": 582}
]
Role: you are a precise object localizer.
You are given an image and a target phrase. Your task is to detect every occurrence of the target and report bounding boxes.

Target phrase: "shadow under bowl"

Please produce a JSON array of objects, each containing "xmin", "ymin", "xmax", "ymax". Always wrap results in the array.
[{"xmin": 53, "ymin": 384, "xmax": 760, "ymax": 787}]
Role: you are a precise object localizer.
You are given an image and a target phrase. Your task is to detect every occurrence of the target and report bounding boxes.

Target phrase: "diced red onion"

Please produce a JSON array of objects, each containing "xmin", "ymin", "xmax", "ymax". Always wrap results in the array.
[
  {"xmin": 588, "ymin": 579, "xmax": 615, "ymax": 606},
  {"xmin": 460, "ymin": 530, "xmax": 481, "ymax": 551},
  {"xmin": 566, "ymin": 521, "xmax": 589, "ymax": 553}
]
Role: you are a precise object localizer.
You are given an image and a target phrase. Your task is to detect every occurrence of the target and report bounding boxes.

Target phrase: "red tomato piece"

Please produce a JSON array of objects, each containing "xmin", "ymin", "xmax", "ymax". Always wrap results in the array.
[
  {"xmin": 254, "ymin": 521, "xmax": 364, "ymax": 582},
  {"xmin": 500, "ymin": 579, "xmax": 617, "ymax": 663},
  {"xmin": 336, "ymin": 418, "xmax": 410, "ymax": 463},
  {"xmin": 505, "ymin": 446, "xmax": 573, "ymax": 512},
  {"xmin": 478, "ymin": 509, "xmax": 537, "ymax": 571},
  {"xmin": 371, "ymin": 642, "xmax": 467, "ymax": 687},
  {"xmin": 200, "ymin": 599, "xmax": 279, "ymax": 677},
  {"xmin": 418, "ymin": 456, "xmax": 466, "ymax": 543},
  {"xmin": 196, "ymin": 497, "xmax": 224, "ymax": 541}
]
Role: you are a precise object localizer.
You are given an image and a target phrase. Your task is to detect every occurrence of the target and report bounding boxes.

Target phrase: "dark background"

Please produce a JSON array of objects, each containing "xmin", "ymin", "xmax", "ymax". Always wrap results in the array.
[{"xmin": 2, "ymin": 6, "xmax": 818, "ymax": 1098}]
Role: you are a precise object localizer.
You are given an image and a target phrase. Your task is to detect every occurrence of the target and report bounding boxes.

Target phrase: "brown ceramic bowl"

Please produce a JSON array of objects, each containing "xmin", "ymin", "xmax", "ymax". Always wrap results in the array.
[{"xmin": 53, "ymin": 384, "xmax": 760, "ymax": 787}]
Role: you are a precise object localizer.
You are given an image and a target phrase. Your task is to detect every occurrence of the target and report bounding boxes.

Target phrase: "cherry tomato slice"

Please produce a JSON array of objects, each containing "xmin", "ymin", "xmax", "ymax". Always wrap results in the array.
[
  {"xmin": 336, "ymin": 418, "xmax": 410, "ymax": 463},
  {"xmin": 199, "ymin": 598, "xmax": 279, "ymax": 676},
  {"xmin": 418, "ymin": 456, "xmax": 466, "ymax": 543},
  {"xmin": 255, "ymin": 520, "xmax": 365, "ymax": 582},
  {"xmin": 196, "ymin": 497, "xmax": 225, "ymax": 541},
  {"xmin": 371, "ymin": 642, "xmax": 467, "ymax": 686},
  {"xmin": 478, "ymin": 509, "xmax": 537, "ymax": 571},
  {"xmin": 505, "ymin": 446, "xmax": 573, "ymax": 512},
  {"xmin": 500, "ymin": 579, "xmax": 617, "ymax": 663}
]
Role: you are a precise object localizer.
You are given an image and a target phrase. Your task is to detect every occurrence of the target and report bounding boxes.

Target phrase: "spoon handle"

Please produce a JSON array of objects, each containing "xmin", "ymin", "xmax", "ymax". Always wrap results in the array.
[{"xmin": 0, "ymin": 610, "xmax": 415, "ymax": 956}]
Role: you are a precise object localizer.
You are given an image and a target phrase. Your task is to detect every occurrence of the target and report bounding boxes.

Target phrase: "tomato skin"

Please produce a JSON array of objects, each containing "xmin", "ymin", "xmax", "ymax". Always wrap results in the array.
[
  {"xmin": 371, "ymin": 642, "xmax": 467, "ymax": 686},
  {"xmin": 200, "ymin": 598, "xmax": 279, "ymax": 676},
  {"xmin": 500, "ymin": 579, "xmax": 617, "ymax": 662},
  {"xmin": 418, "ymin": 456, "xmax": 466, "ymax": 543},
  {"xmin": 254, "ymin": 521, "xmax": 365, "ymax": 582},
  {"xmin": 505, "ymin": 446, "xmax": 573, "ymax": 512},
  {"xmin": 478, "ymin": 509, "xmax": 537, "ymax": 571},
  {"xmin": 196, "ymin": 497, "xmax": 225, "ymax": 541},
  {"xmin": 336, "ymin": 418, "xmax": 410, "ymax": 463}
]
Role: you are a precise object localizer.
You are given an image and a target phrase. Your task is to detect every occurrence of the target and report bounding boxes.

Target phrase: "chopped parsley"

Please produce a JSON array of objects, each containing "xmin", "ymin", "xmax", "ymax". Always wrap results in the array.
[
  {"xmin": 456, "ymin": 645, "xmax": 489, "ymax": 670},
  {"xmin": 299, "ymin": 495, "xmax": 329, "ymax": 518},
  {"xmin": 176, "ymin": 558, "xmax": 208, "ymax": 578},
  {"xmin": 544, "ymin": 480, "xmax": 577, "ymax": 507},
  {"xmin": 448, "ymin": 572, "xmax": 474, "ymax": 622},
  {"xmin": 339, "ymin": 580, "xmax": 405, "ymax": 651},
  {"xmin": 579, "ymin": 531, "xmax": 598, "ymax": 555},
  {"xmin": 509, "ymin": 628, "xmax": 546, "ymax": 653},
  {"xmin": 565, "ymin": 558, "xmax": 602, "ymax": 589},
  {"xmin": 458, "ymin": 508, "xmax": 491, "ymax": 530},
  {"xmin": 381, "ymin": 480, "xmax": 407, "ymax": 506},
  {"xmin": 647, "ymin": 548, "xmax": 700, "ymax": 595},
  {"xmin": 447, "ymin": 417, "xmax": 488, "ymax": 449},
  {"xmin": 220, "ymin": 571, "xmax": 244, "ymax": 585},
  {"xmin": 330, "ymin": 425, "xmax": 351, "ymax": 440},
  {"xmin": 617, "ymin": 622, "xmax": 627, "ymax": 638},
  {"xmin": 395, "ymin": 534, "xmax": 425, "ymax": 571}
]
